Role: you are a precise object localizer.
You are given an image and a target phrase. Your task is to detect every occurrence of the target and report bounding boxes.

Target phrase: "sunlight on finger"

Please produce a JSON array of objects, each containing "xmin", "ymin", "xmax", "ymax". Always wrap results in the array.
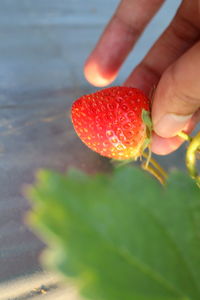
[{"xmin": 84, "ymin": 61, "xmax": 116, "ymax": 87}]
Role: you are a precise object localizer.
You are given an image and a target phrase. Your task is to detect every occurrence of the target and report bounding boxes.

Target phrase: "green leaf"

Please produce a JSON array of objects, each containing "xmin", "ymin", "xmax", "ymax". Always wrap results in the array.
[{"xmin": 26, "ymin": 166, "xmax": 200, "ymax": 300}]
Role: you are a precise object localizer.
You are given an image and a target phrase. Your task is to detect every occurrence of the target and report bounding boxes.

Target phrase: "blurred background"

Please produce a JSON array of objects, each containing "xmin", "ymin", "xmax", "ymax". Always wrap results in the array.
[{"xmin": 0, "ymin": 0, "xmax": 184, "ymax": 299}]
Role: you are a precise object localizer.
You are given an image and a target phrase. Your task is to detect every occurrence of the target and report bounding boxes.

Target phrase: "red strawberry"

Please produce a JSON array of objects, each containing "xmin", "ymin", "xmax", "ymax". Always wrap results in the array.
[{"xmin": 71, "ymin": 86, "xmax": 151, "ymax": 160}]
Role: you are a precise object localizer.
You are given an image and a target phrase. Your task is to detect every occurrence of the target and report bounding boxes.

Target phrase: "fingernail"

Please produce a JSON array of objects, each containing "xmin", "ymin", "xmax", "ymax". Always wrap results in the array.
[{"xmin": 154, "ymin": 113, "xmax": 193, "ymax": 137}]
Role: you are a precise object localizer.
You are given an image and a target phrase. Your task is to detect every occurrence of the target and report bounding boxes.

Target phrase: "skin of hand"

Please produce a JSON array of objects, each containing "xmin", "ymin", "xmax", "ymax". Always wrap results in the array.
[{"xmin": 84, "ymin": 0, "xmax": 200, "ymax": 155}]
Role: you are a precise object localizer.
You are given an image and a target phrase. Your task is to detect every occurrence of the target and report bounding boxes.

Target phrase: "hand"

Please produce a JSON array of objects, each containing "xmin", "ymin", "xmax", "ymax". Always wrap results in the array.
[{"xmin": 84, "ymin": 0, "xmax": 200, "ymax": 155}]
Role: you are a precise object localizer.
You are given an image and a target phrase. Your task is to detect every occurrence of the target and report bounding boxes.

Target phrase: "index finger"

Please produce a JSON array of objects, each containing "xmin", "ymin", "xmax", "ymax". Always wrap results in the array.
[{"xmin": 84, "ymin": 0, "xmax": 164, "ymax": 87}]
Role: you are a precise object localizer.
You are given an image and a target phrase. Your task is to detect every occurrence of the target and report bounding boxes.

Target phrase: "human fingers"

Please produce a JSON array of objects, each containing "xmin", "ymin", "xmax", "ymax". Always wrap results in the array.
[
  {"xmin": 151, "ymin": 41, "xmax": 200, "ymax": 155},
  {"xmin": 84, "ymin": 0, "xmax": 164, "ymax": 87},
  {"xmin": 151, "ymin": 111, "xmax": 199, "ymax": 155},
  {"xmin": 124, "ymin": 0, "xmax": 200, "ymax": 94}
]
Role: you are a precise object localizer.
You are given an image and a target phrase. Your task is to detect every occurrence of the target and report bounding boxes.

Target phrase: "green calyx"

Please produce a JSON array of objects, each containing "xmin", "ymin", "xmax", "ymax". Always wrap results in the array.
[
  {"xmin": 142, "ymin": 109, "xmax": 153, "ymax": 150},
  {"xmin": 112, "ymin": 109, "xmax": 168, "ymax": 185},
  {"xmin": 141, "ymin": 109, "xmax": 153, "ymax": 164}
]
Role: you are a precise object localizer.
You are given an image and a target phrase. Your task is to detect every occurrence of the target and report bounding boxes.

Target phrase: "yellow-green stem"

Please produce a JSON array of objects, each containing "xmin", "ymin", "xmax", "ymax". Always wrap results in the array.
[
  {"xmin": 177, "ymin": 131, "xmax": 192, "ymax": 142},
  {"xmin": 141, "ymin": 163, "xmax": 165, "ymax": 185},
  {"xmin": 142, "ymin": 152, "xmax": 168, "ymax": 180},
  {"xmin": 186, "ymin": 131, "xmax": 200, "ymax": 187}
]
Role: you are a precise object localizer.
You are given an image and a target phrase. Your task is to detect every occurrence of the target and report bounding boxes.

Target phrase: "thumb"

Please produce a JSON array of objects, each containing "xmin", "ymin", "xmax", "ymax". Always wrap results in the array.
[{"xmin": 152, "ymin": 41, "xmax": 200, "ymax": 138}]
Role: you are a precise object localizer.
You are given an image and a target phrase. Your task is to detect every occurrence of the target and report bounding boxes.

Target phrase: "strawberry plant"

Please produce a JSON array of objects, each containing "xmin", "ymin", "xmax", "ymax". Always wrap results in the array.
[{"xmin": 26, "ymin": 86, "xmax": 200, "ymax": 300}]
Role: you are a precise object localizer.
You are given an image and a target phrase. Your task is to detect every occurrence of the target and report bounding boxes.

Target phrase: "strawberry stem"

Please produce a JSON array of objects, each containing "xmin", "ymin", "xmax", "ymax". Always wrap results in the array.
[
  {"xmin": 141, "ymin": 162, "xmax": 165, "ymax": 185},
  {"xmin": 112, "ymin": 152, "xmax": 167, "ymax": 185},
  {"xmin": 178, "ymin": 130, "xmax": 200, "ymax": 153},
  {"xmin": 177, "ymin": 131, "xmax": 192, "ymax": 142},
  {"xmin": 185, "ymin": 131, "xmax": 200, "ymax": 187},
  {"xmin": 142, "ymin": 152, "xmax": 168, "ymax": 181},
  {"xmin": 143, "ymin": 147, "xmax": 152, "ymax": 168}
]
